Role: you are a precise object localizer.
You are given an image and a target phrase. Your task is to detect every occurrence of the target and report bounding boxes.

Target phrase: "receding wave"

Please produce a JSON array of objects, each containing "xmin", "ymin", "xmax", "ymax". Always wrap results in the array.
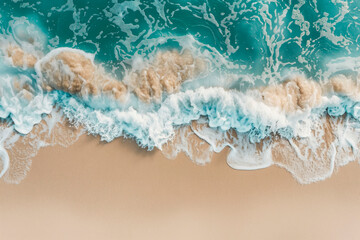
[{"xmin": 0, "ymin": 0, "xmax": 360, "ymax": 184}]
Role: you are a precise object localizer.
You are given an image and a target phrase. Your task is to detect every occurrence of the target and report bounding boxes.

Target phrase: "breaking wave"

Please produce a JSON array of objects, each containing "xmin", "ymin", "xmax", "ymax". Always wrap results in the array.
[{"xmin": 0, "ymin": 0, "xmax": 360, "ymax": 184}]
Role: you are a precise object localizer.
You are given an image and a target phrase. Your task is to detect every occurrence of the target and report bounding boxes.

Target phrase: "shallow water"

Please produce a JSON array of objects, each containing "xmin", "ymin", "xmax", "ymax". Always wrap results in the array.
[{"xmin": 1, "ymin": 0, "xmax": 360, "ymax": 184}]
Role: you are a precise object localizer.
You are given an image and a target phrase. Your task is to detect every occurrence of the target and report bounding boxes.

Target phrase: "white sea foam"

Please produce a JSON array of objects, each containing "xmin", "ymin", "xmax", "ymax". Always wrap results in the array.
[{"xmin": 1, "ymin": 7, "xmax": 360, "ymax": 184}]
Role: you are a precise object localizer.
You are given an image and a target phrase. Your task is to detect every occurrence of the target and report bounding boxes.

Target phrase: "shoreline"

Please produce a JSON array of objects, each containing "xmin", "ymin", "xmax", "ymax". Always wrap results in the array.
[{"xmin": 1, "ymin": 134, "xmax": 360, "ymax": 239}]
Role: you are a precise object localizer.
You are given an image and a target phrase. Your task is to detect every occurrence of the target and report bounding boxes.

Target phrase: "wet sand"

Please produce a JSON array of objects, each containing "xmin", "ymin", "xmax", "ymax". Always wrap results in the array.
[{"xmin": 0, "ymin": 135, "xmax": 360, "ymax": 240}]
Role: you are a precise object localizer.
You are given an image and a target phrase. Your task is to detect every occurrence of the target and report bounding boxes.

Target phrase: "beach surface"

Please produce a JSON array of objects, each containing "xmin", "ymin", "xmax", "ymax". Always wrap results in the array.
[{"xmin": 0, "ymin": 135, "xmax": 360, "ymax": 240}]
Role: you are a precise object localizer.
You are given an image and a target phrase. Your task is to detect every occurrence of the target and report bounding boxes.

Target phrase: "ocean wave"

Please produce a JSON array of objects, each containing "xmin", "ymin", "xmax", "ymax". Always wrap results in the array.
[{"xmin": 1, "ymin": 0, "xmax": 360, "ymax": 184}]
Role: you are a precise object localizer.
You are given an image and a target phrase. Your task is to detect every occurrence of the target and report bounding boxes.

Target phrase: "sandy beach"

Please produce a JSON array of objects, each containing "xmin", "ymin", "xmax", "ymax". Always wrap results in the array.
[
  {"xmin": 1, "ymin": 135, "xmax": 360, "ymax": 240},
  {"xmin": 1, "ymin": 1, "xmax": 360, "ymax": 239}
]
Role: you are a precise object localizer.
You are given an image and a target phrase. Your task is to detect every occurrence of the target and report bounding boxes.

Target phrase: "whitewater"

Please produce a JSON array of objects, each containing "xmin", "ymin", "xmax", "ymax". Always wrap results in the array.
[{"xmin": 0, "ymin": 0, "xmax": 360, "ymax": 184}]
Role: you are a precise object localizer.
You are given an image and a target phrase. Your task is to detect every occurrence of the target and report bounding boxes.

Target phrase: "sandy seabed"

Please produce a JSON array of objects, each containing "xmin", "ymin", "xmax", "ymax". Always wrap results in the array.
[{"xmin": 0, "ymin": 134, "xmax": 360, "ymax": 240}]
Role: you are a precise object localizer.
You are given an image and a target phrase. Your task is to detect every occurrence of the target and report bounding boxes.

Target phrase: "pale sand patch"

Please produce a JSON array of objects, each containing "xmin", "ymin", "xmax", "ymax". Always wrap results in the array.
[
  {"xmin": 0, "ymin": 134, "xmax": 360, "ymax": 240},
  {"xmin": 6, "ymin": 44, "xmax": 37, "ymax": 68}
]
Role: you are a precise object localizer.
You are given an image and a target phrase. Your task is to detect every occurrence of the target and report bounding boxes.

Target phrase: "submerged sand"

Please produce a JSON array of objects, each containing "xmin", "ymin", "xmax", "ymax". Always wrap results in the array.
[{"xmin": 0, "ymin": 135, "xmax": 360, "ymax": 240}]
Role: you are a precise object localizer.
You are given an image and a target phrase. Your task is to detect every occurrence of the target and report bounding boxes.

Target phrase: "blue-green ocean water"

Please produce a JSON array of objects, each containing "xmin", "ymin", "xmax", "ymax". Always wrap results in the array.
[
  {"xmin": 1, "ymin": 0, "xmax": 360, "ymax": 183},
  {"xmin": 3, "ymin": 0, "xmax": 360, "ymax": 81}
]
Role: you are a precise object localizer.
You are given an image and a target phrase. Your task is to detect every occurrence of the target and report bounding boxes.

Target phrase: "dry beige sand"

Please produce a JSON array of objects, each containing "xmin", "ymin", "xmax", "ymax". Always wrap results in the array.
[{"xmin": 1, "ymin": 134, "xmax": 360, "ymax": 240}]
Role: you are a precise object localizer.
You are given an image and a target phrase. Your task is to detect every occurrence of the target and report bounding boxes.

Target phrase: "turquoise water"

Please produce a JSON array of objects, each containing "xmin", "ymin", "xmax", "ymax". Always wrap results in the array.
[
  {"xmin": 3, "ymin": 0, "xmax": 359, "ymax": 80},
  {"xmin": 1, "ymin": 0, "xmax": 360, "ymax": 183}
]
